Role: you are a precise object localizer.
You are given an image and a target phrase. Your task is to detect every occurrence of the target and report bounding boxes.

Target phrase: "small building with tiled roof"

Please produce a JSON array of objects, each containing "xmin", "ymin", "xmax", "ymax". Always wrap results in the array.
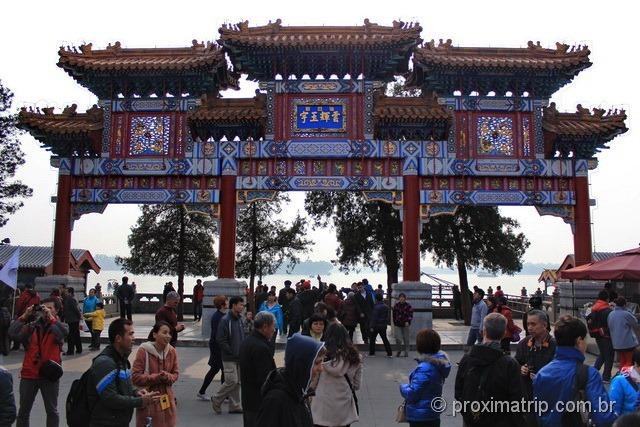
[
  {"xmin": 0, "ymin": 246, "xmax": 100, "ymax": 289},
  {"xmin": 373, "ymin": 93, "xmax": 451, "ymax": 140}
]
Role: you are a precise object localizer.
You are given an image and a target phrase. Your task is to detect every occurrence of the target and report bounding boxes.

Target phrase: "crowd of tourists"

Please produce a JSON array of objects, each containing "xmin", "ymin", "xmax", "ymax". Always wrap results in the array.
[{"xmin": 2, "ymin": 278, "xmax": 640, "ymax": 427}]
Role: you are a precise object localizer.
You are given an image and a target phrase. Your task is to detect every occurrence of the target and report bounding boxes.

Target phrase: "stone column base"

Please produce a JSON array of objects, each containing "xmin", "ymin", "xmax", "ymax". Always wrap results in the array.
[
  {"xmin": 201, "ymin": 278, "xmax": 247, "ymax": 338},
  {"xmin": 34, "ymin": 275, "xmax": 86, "ymax": 297},
  {"xmin": 391, "ymin": 281, "xmax": 432, "ymax": 342}
]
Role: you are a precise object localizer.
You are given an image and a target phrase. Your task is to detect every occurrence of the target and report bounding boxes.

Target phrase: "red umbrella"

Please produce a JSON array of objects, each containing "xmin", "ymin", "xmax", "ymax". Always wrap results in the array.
[{"xmin": 560, "ymin": 247, "xmax": 640, "ymax": 281}]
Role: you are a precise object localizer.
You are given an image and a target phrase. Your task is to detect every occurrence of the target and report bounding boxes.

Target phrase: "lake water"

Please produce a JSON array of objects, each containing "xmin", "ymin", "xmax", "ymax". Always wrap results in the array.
[{"xmin": 87, "ymin": 270, "xmax": 546, "ymax": 297}]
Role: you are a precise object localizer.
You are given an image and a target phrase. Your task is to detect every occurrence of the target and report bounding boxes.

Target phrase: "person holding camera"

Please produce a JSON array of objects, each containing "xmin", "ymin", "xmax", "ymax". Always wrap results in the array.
[
  {"xmin": 515, "ymin": 309, "xmax": 556, "ymax": 427},
  {"xmin": 8, "ymin": 297, "xmax": 69, "ymax": 427}
]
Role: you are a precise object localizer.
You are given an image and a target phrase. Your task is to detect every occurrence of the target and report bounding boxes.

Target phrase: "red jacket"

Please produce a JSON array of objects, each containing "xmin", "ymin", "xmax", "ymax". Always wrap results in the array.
[
  {"xmin": 15, "ymin": 290, "xmax": 40, "ymax": 318},
  {"xmin": 155, "ymin": 305, "xmax": 178, "ymax": 345},
  {"xmin": 589, "ymin": 299, "xmax": 612, "ymax": 338},
  {"xmin": 8, "ymin": 317, "xmax": 68, "ymax": 380},
  {"xmin": 323, "ymin": 292, "xmax": 343, "ymax": 312}
]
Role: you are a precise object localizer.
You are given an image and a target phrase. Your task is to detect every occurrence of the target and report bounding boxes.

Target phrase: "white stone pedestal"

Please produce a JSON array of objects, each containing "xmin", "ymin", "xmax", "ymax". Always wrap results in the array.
[
  {"xmin": 201, "ymin": 278, "xmax": 246, "ymax": 338},
  {"xmin": 391, "ymin": 281, "xmax": 432, "ymax": 342}
]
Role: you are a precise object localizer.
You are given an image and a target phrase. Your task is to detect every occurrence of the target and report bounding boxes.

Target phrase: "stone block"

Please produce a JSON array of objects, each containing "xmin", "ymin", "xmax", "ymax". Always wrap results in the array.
[
  {"xmin": 201, "ymin": 278, "xmax": 246, "ymax": 338},
  {"xmin": 391, "ymin": 281, "xmax": 432, "ymax": 342}
]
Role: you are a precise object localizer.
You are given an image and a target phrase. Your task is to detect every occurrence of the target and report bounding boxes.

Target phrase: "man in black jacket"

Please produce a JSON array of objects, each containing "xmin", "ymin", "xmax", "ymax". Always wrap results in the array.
[
  {"xmin": 278, "ymin": 280, "xmax": 292, "ymax": 335},
  {"xmin": 455, "ymin": 312, "xmax": 525, "ymax": 427},
  {"xmin": 285, "ymin": 288, "xmax": 303, "ymax": 337},
  {"xmin": 369, "ymin": 293, "xmax": 392, "ymax": 356},
  {"xmin": 239, "ymin": 311, "xmax": 276, "ymax": 427},
  {"xmin": 63, "ymin": 287, "xmax": 82, "ymax": 355},
  {"xmin": 353, "ymin": 282, "xmax": 373, "ymax": 344},
  {"xmin": 117, "ymin": 276, "xmax": 134, "ymax": 321}
]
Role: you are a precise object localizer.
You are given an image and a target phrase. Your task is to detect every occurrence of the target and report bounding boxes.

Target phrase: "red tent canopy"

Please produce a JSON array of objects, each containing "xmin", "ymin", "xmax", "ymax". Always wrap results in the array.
[{"xmin": 560, "ymin": 247, "xmax": 640, "ymax": 281}]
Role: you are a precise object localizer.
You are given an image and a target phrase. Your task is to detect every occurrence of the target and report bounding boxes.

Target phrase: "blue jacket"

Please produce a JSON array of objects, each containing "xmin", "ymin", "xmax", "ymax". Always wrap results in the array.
[
  {"xmin": 83, "ymin": 295, "xmax": 98, "ymax": 314},
  {"xmin": 369, "ymin": 302, "xmax": 389, "ymax": 329},
  {"xmin": 609, "ymin": 367, "xmax": 640, "ymax": 415},
  {"xmin": 259, "ymin": 301, "xmax": 284, "ymax": 334},
  {"xmin": 470, "ymin": 299, "xmax": 488, "ymax": 330},
  {"xmin": 533, "ymin": 346, "xmax": 617, "ymax": 427},
  {"xmin": 400, "ymin": 352, "xmax": 451, "ymax": 421}
]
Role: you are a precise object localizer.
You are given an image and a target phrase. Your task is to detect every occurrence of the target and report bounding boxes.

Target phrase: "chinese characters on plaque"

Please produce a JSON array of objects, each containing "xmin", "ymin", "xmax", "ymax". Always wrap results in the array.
[{"xmin": 295, "ymin": 104, "xmax": 345, "ymax": 131}]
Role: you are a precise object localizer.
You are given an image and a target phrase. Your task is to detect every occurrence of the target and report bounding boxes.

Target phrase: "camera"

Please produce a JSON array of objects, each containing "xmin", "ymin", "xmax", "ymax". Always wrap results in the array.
[{"xmin": 27, "ymin": 304, "xmax": 46, "ymax": 324}]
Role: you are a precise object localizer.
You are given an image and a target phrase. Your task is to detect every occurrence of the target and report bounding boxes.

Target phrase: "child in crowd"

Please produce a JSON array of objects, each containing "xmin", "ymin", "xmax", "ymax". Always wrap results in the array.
[
  {"xmin": 243, "ymin": 311, "xmax": 254, "ymax": 335},
  {"xmin": 84, "ymin": 302, "xmax": 105, "ymax": 350}
]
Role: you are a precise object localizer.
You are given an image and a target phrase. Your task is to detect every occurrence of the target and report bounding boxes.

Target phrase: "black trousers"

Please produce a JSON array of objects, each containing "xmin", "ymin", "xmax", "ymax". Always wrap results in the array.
[
  {"xmin": 594, "ymin": 336, "xmax": 615, "ymax": 381},
  {"xmin": 359, "ymin": 317, "xmax": 369, "ymax": 343},
  {"xmin": 369, "ymin": 327, "xmax": 392, "ymax": 356},
  {"xmin": 288, "ymin": 322, "xmax": 301, "ymax": 337},
  {"xmin": 66, "ymin": 321, "xmax": 82, "ymax": 354},
  {"xmin": 119, "ymin": 301, "xmax": 132, "ymax": 320},
  {"xmin": 194, "ymin": 301, "xmax": 203, "ymax": 321}
]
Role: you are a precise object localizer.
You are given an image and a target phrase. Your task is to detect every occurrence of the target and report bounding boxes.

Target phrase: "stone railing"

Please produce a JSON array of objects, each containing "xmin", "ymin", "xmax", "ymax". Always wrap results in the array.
[{"xmin": 82, "ymin": 293, "xmax": 196, "ymax": 316}]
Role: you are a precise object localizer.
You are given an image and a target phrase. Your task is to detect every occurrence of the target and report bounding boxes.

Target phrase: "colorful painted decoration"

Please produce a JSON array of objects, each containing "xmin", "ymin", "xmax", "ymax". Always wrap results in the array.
[
  {"xmin": 477, "ymin": 116, "xmax": 514, "ymax": 156},
  {"xmin": 128, "ymin": 115, "xmax": 171, "ymax": 156}
]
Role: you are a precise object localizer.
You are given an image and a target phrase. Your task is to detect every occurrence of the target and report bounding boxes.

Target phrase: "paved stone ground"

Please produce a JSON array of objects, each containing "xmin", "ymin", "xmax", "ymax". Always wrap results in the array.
[{"xmin": 0, "ymin": 345, "xmax": 599, "ymax": 427}]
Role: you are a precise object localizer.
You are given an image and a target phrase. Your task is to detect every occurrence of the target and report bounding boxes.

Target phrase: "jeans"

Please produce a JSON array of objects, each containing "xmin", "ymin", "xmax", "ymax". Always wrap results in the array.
[
  {"xmin": 194, "ymin": 301, "xmax": 203, "ymax": 321},
  {"xmin": 17, "ymin": 378, "xmax": 59, "ymax": 427},
  {"xmin": 212, "ymin": 361, "xmax": 241, "ymax": 409},
  {"xmin": 395, "ymin": 326, "xmax": 410, "ymax": 355},
  {"xmin": 369, "ymin": 327, "xmax": 392, "ymax": 356},
  {"xmin": 594, "ymin": 336, "xmax": 614, "ymax": 380},
  {"xmin": 466, "ymin": 328, "xmax": 481, "ymax": 346},
  {"xmin": 66, "ymin": 321, "xmax": 82, "ymax": 354}
]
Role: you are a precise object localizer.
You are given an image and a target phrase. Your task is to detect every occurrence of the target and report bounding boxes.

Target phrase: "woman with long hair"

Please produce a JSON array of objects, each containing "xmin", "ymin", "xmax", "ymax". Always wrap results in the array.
[
  {"xmin": 311, "ymin": 323, "xmax": 362, "ymax": 427},
  {"xmin": 132, "ymin": 321, "xmax": 180, "ymax": 427}
]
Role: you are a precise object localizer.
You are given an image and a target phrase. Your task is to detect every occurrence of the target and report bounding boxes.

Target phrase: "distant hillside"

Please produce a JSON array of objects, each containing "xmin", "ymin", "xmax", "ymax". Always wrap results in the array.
[
  {"xmin": 94, "ymin": 254, "xmax": 122, "ymax": 271},
  {"xmin": 275, "ymin": 260, "xmax": 334, "ymax": 275}
]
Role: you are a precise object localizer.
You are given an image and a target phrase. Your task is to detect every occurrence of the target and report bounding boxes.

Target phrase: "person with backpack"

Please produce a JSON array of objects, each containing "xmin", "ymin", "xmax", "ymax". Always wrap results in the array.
[
  {"xmin": 132, "ymin": 321, "xmax": 179, "ymax": 427},
  {"xmin": 84, "ymin": 318, "xmax": 161, "ymax": 427},
  {"xmin": 533, "ymin": 314, "xmax": 616, "ymax": 427},
  {"xmin": 454, "ymin": 312, "xmax": 525, "ymax": 427},
  {"xmin": 9, "ymin": 297, "xmax": 68, "ymax": 427},
  {"xmin": 609, "ymin": 346, "xmax": 640, "ymax": 416},
  {"xmin": 0, "ymin": 364, "xmax": 17, "ymax": 426},
  {"xmin": 589, "ymin": 290, "xmax": 614, "ymax": 382},
  {"xmin": 400, "ymin": 328, "xmax": 451, "ymax": 427},
  {"xmin": 311, "ymin": 323, "xmax": 362, "ymax": 427}
]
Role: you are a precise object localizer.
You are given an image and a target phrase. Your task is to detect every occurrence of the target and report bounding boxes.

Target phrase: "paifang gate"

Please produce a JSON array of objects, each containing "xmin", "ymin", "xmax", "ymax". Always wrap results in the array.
[{"xmin": 19, "ymin": 20, "xmax": 627, "ymax": 332}]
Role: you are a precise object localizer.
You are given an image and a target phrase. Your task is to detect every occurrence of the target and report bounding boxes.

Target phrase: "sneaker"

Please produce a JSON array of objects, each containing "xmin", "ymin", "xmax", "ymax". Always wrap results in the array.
[
  {"xmin": 386, "ymin": 354, "xmax": 393, "ymax": 358},
  {"xmin": 211, "ymin": 397, "xmax": 222, "ymax": 414},
  {"xmin": 197, "ymin": 393, "xmax": 209, "ymax": 401},
  {"xmin": 229, "ymin": 407, "xmax": 243, "ymax": 414}
]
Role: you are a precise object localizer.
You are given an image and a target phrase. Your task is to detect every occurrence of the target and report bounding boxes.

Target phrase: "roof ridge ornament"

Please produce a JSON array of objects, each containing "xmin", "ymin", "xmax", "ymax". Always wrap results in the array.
[{"xmin": 105, "ymin": 41, "xmax": 122, "ymax": 53}]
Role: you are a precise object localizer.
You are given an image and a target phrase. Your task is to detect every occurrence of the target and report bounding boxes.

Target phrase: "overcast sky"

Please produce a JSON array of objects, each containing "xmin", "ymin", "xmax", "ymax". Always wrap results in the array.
[{"xmin": 1, "ymin": 0, "xmax": 638, "ymax": 268}]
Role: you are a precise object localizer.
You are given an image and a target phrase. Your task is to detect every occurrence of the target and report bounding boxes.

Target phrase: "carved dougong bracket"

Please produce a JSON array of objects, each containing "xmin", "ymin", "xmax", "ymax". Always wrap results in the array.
[
  {"xmin": 236, "ymin": 190, "xmax": 278, "ymax": 206},
  {"xmin": 535, "ymin": 205, "xmax": 575, "ymax": 233},
  {"xmin": 362, "ymin": 191, "xmax": 403, "ymax": 206}
]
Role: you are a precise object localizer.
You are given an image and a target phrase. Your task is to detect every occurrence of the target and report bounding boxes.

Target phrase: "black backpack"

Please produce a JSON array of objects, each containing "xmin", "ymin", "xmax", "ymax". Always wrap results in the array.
[
  {"xmin": 561, "ymin": 363, "xmax": 594, "ymax": 427},
  {"xmin": 586, "ymin": 308, "xmax": 610, "ymax": 338},
  {"xmin": 460, "ymin": 356, "xmax": 505, "ymax": 424},
  {"xmin": 66, "ymin": 368, "xmax": 94, "ymax": 427}
]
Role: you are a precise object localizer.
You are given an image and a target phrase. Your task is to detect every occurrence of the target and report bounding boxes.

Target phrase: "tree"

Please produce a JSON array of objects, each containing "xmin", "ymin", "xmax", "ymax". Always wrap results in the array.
[
  {"xmin": 236, "ymin": 194, "xmax": 311, "ymax": 311},
  {"xmin": 0, "ymin": 80, "xmax": 32, "ymax": 227},
  {"xmin": 420, "ymin": 206, "xmax": 530, "ymax": 325},
  {"xmin": 116, "ymin": 204, "xmax": 218, "ymax": 320},
  {"xmin": 304, "ymin": 192, "xmax": 403, "ymax": 288}
]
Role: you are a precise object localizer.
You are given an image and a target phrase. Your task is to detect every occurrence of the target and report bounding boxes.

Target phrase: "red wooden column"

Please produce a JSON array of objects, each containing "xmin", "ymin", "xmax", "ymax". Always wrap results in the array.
[
  {"xmin": 402, "ymin": 175, "xmax": 420, "ymax": 282},
  {"xmin": 573, "ymin": 176, "xmax": 592, "ymax": 266},
  {"xmin": 217, "ymin": 175, "xmax": 237, "ymax": 278},
  {"xmin": 52, "ymin": 174, "xmax": 72, "ymax": 275}
]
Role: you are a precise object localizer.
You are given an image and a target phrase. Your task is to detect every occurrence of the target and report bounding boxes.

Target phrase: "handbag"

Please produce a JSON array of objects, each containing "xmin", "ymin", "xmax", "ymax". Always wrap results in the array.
[
  {"xmin": 39, "ymin": 360, "xmax": 64, "ymax": 382},
  {"xmin": 395, "ymin": 401, "xmax": 407, "ymax": 423}
]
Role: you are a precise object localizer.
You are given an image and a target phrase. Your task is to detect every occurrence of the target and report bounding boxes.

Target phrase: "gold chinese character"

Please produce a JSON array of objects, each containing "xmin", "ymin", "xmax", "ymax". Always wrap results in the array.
[
  {"xmin": 332, "ymin": 111, "xmax": 341, "ymax": 123},
  {"xmin": 319, "ymin": 111, "xmax": 330, "ymax": 122},
  {"xmin": 299, "ymin": 111, "xmax": 309, "ymax": 123},
  {"xmin": 310, "ymin": 111, "xmax": 319, "ymax": 122}
]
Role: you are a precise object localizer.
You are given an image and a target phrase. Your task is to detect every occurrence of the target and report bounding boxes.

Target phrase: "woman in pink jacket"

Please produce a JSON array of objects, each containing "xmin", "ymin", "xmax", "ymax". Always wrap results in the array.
[{"xmin": 132, "ymin": 321, "xmax": 179, "ymax": 426}]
